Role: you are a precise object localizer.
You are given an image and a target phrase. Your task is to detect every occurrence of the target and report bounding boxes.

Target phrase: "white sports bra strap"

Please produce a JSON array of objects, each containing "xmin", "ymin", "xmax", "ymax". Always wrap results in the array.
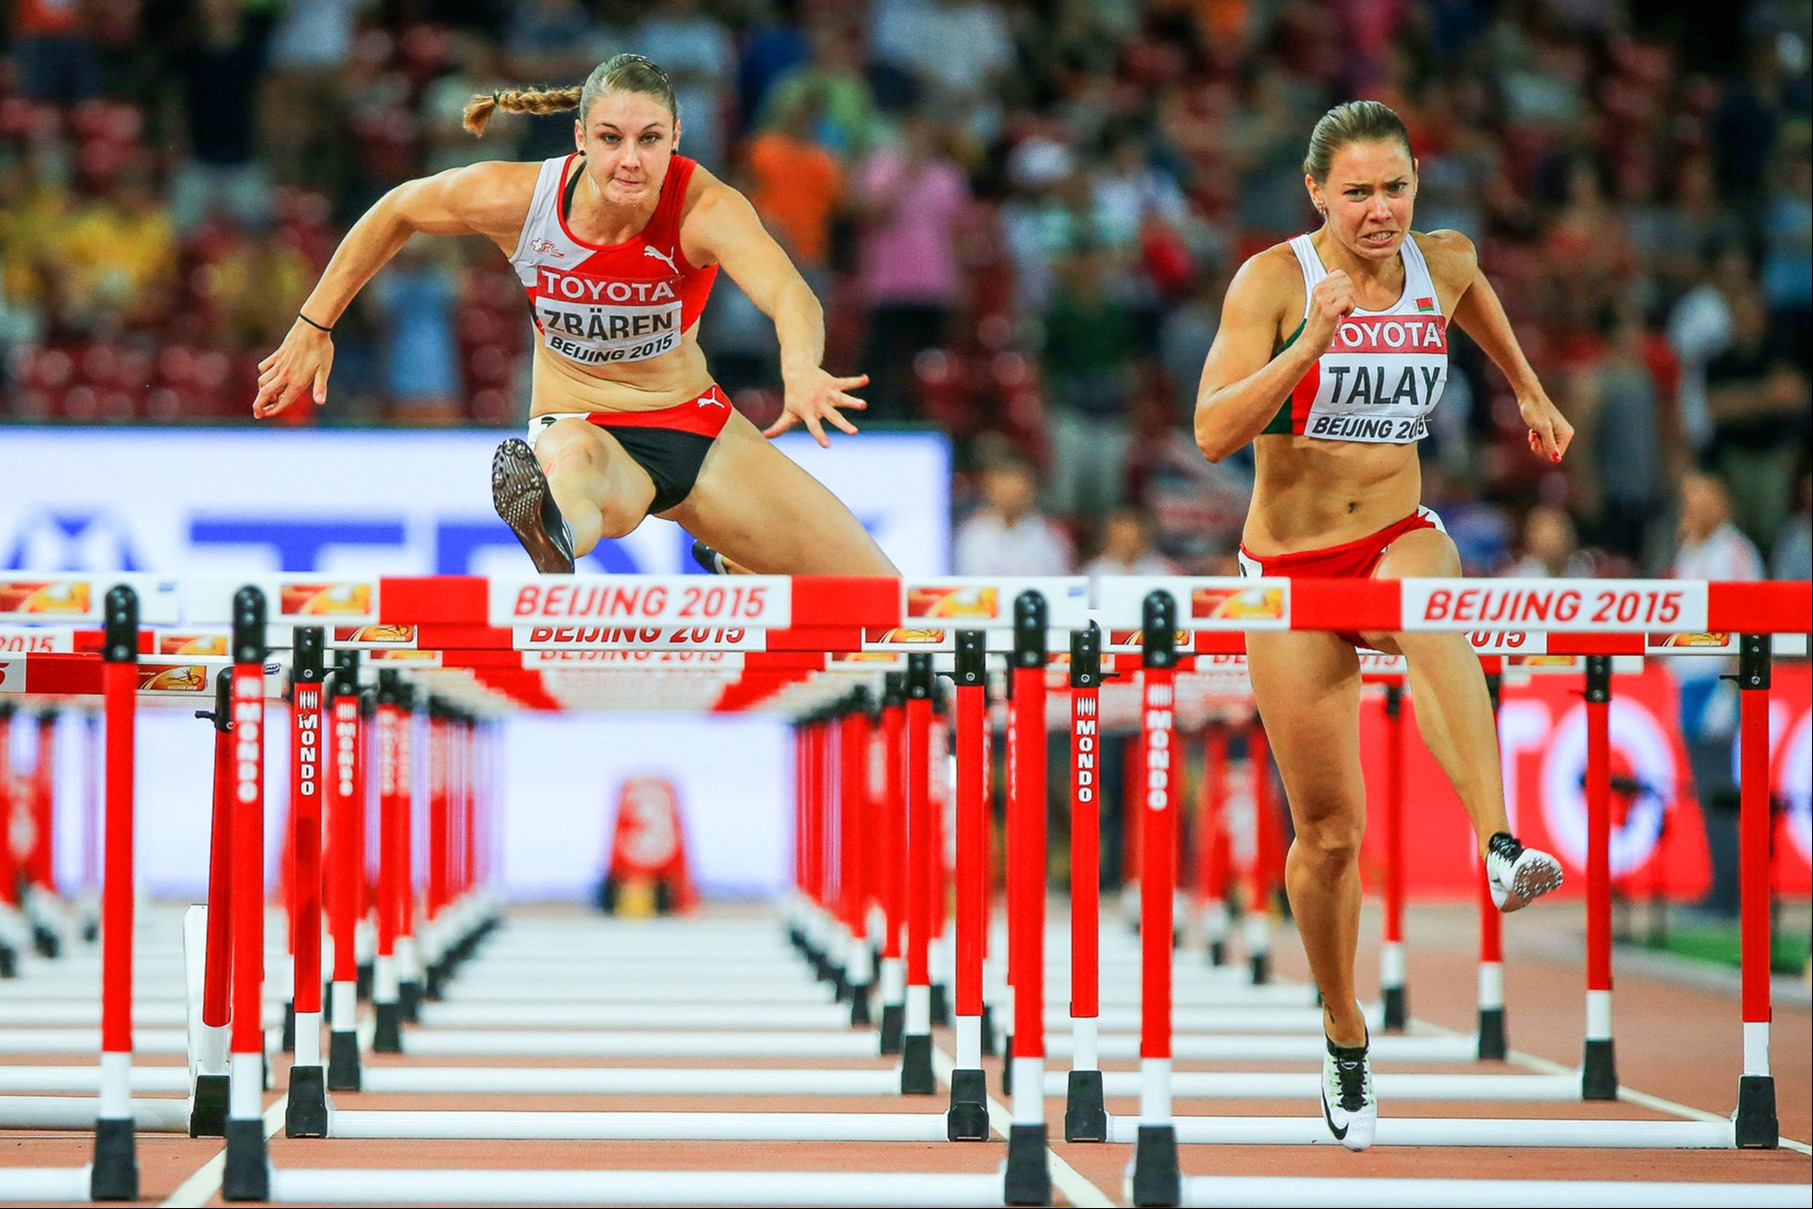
[{"xmin": 1288, "ymin": 234, "xmax": 1325, "ymax": 318}]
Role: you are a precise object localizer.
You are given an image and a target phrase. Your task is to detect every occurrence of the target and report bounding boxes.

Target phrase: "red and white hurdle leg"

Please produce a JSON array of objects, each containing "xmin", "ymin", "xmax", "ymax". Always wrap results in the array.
[
  {"xmin": 876, "ymin": 675, "xmax": 908, "ymax": 1055},
  {"xmin": 91, "ymin": 586, "xmax": 141, "ymax": 1200},
  {"xmin": 1380, "ymin": 681, "xmax": 1408, "ymax": 1030},
  {"xmin": 1477, "ymin": 667, "xmax": 1508, "ymax": 1061},
  {"xmin": 1581, "ymin": 655, "xmax": 1617, "ymax": 1099},
  {"xmin": 900, "ymin": 653, "xmax": 936, "ymax": 1095},
  {"xmin": 326, "ymin": 651, "xmax": 364, "ymax": 1091},
  {"xmin": 1129, "ymin": 591, "xmax": 1180, "ymax": 1206},
  {"xmin": 222, "ymin": 587, "xmax": 271, "ymax": 1201},
  {"xmin": 1733, "ymin": 634, "xmax": 1778, "ymax": 1147},
  {"xmin": 1002, "ymin": 591, "xmax": 1051, "ymax": 1205},
  {"xmin": 944, "ymin": 631, "xmax": 989, "ymax": 1140},
  {"xmin": 1064, "ymin": 623, "xmax": 1107, "ymax": 1143},
  {"xmin": 284, "ymin": 628, "xmax": 328, "ymax": 1137}
]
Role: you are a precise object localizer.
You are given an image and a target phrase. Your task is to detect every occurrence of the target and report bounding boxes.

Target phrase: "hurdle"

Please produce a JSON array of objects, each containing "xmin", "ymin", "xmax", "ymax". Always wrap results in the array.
[{"xmin": 1082, "ymin": 574, "xmax": 1808, "ymax": 1206}]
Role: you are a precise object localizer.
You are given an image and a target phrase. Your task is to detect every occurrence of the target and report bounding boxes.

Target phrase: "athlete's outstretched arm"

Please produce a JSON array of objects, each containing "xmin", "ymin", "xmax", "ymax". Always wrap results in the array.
[
  {"xmin": 686, "ymin": 185, "xmax": 866, "ymax": 448},
  {"xmin": 253, "ymin": 161, "xmax": 533, "ymax": 418},
  {"xmin": 1194, "ymin": 251, "xmax": 1351, "ymax": 462},
  {"xmin": 1440, "ymin": 231, "xmax": 1573, "ymax": 462}
]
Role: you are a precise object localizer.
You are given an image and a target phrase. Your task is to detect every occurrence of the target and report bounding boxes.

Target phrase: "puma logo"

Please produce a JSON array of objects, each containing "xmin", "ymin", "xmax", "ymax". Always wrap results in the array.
[
  {"xmin": 643, "ymin": 245, "xmax": 679, "ymax": 274},
  {"xmin": 697, "ymin": 387, "xmax": 727, "ymax": 409}
]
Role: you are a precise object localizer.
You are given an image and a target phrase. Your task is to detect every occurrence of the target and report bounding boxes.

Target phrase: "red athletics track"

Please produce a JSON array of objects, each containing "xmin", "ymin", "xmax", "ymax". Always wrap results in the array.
[{"xmin": 2, "ymin": 899, "xmax": 1805, "ymax": 1206}]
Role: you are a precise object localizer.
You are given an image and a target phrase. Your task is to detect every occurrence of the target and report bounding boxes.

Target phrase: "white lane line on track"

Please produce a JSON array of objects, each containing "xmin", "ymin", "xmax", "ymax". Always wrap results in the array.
[
  {"xmin": 1394, "ymin": 1007, "xmax": 1813, "ymax": 1154},
  {"xmin": 160, "ymin": 1094, "xmax": 286, "ymax": 1209},
  {"xmin": 931, "ymin": 1044, "xmax": 1115, "ymax": 1208},
  {"xmin": 1503, "ymin": 1046, "xmax": 1813, "ymax": 1154}
]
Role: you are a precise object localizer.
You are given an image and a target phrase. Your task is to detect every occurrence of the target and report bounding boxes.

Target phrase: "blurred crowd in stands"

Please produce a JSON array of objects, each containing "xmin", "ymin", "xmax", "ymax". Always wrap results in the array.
[{"xmin": 1, "ymin": 0, "xmax": 1808, "ymax": 586}]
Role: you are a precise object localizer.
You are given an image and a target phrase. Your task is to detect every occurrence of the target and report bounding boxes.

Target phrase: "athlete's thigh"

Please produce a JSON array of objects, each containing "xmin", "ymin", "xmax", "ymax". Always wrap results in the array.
[
  {"xmin": 535, "ymin": 417, "xmax": 658, "ymax": 515},
  {"xmin": 1246, "ymin": 629, "xmax": 1366, "ymax": 829},
  {"xmin": 1358, "ymin": 527, "xmax": 1464, "ymax": 654},
  {"xmin": 661, "ymin": 411, "xmax": 898, "ymax": 575}
]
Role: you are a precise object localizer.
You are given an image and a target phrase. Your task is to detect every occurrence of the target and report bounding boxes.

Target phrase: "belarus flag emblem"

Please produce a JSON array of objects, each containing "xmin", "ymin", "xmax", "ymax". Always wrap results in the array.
[{"xmin": 1415, "ymin": 296, "xmax": 1437, "ymax": 312}]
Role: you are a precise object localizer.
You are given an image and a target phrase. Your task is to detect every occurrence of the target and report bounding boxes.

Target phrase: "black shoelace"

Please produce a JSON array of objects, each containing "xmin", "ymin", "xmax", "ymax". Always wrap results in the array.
[{"xmin": 1334, "ymin": 1054, "xmax": 1368, "ymax": 1111}]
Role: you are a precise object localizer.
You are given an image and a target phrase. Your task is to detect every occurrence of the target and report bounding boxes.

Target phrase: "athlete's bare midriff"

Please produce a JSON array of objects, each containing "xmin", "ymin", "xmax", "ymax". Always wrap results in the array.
[
  {"xmin": 525, "ymin": 329, "xmax": 716, "ymax": 417},
  {"xmin": 1245, "ymin": 434, "xmax": 1421, "ymax": 555}
]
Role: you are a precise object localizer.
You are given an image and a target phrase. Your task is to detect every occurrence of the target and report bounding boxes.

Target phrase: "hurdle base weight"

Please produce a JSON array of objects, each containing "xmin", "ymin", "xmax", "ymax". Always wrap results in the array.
[
  {"xmin": 1582, "ymin": 1038, "xmax": 1618, "ymax": 1100},
  {"xmin": 1207, "ymin": 940, "xmax": 1225, "ymax": 968},
  {"xmin": 328, "ymin": 1030, "xmax": 362, "ymax": 1092},
  {"xmin": 1383, "ymin": 985, "xmax": 1407, "ymax": 1032},
  {"xmin": 946, "ymin": 1068, "xmax": 989, "ymax": 1141},
  {"xmin": 980, "ymin": 1005, "xmax": 997, "ymax": 1056},
  {"xmin": 281, "ymin": 1000, "xmax": 296, "ymax": 1052},
  {"xmin": 1064, "ymin": 1070, "xmax": 1107, "ymax": 1142},
  {"xmin": 0, "ymin": 943, "xmax": 15, "ymax": 979},
  {"xmin": 1130, "ymin": 1123, "xmax": 1180, "ymax": 1208},
  {"xmin": 930, "ymin": 982, "xmax": 950, "ymax": 1027},
  {"xmin": 32, "ymin": 922, "xmax": 60, "ymax": 959},
  {"xmin": 285, "ymin": 1065, "xmax": 329, "ymax": 1138},
  {"xmin": 1735, "ymin": 1074, "xmax": 1778, "ymax": 1148},
  {"xmin": 356, "ymin": 962, "xmax": 373, "ymax": 1001},
  {"xmin": 1477, "ymin": 1007, "xmax": 1507, "ymax": 1061},
  {"xmin": 1249, "ymin": 952, "xmax": 1269, "ymax": 986},
  {"xmin": 221, "ymin": 1119, "xmax": 270, "ymax": 1201},
  {"xmin": 848, "ymin": 981, "xmax": 872, "ymax": 1027},
  {"xmin": 1004, "ymin": 1123, "xmax": 1052, "ymax": 1206},
  {"xmin": 399, "ymin": 979, "xmax": 422, "ymax": 1023},
  {"xmin": 373, "ymin": 1003, "xmax": 404, "ymax": 1053},
  {"xmin": 901, "ymin": 1034, "xmax": 936, "ymax": 1094},
  {"xmin": 89, "ymin": 1116, "xmax": 138, "ymax": 1201},
  {"xmin": 190, "ymin": 1073, "xmax": 230, "ymax": 1137},
  {"xmin": 878, "ymin": 1003, "xmax": 904, "ymax": 1055}
]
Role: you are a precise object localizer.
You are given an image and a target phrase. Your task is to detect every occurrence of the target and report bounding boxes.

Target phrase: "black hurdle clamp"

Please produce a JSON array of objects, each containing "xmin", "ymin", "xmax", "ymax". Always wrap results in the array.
[
  {"xmin": 231, "ymin": 586, "xmax": 266, "ymax": 666},
  {"xmin": 1012, "ymin": 590, "xmax": 1047, "ymax": 668},
  {"xmin": 102, "ymin": 584, "xmax": 138, "ymax": 664},
  {"xmin": 1141, "ymin": 591, "xmax": 1177, "ymax": 668},
  {"xmin": 1070, "ymin": 621, "xmax": 1101, "ymax": 689}
]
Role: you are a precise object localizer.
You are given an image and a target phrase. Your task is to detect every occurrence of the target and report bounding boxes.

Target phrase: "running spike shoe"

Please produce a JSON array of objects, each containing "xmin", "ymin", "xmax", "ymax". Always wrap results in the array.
[
  {"xmin": 491, "ymin": 438, "xmax": 575, "ymax": 574},
  {"xmin": 1485, "ymin": 831, "xmax": 1564, "ymax": 913},
  {"xmin": 690, "ymin": 538, "xmax": 730, "ymax": 575},
  {"xmin": 1320, "ymin": 1032, "xmax": 1377, "ymax": 1151}
]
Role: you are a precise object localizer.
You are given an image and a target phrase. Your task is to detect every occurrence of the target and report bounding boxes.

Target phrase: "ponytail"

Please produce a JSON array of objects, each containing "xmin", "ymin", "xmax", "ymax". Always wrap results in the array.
[
  {"xmin": 464, "ymin": 54, "xmax": 678, "ymax": 138},
  {"xmin": 463, "ymin": 85, "xmax": 584, "ymax": 137}
]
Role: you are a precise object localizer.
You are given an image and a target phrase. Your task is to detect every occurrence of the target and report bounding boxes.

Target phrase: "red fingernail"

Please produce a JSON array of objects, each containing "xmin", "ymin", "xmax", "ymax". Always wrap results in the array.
[{"xmin": 1551, "ymin": 453, "xmax": 1561, "ymax": 463}]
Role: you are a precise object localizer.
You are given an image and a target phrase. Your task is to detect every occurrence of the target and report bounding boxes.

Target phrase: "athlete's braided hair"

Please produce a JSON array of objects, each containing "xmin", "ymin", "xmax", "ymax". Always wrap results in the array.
[
  {"xmin": 463, "ymin": 53, "xmax": 678, "ymax": 137},
  {"xmin": 1302, "ymin": 100, "xmax": 1414, "ymax": 183}
]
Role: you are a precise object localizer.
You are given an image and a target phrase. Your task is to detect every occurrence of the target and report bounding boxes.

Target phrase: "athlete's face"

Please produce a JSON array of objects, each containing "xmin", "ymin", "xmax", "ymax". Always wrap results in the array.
[
  {"xmin": 1308, "ymin": 141, "xmax": 1417, "ymax": 261},
  {"xmin": 576, "ymin": 90, "xmax": 680, "ymax": 207}
]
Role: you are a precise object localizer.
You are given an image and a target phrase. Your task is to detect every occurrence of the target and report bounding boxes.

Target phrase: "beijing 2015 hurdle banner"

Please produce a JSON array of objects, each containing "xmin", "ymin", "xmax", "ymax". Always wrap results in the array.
[{"xmin": 0, "ymin": 425, "xmax": 951, "ymax": 901}]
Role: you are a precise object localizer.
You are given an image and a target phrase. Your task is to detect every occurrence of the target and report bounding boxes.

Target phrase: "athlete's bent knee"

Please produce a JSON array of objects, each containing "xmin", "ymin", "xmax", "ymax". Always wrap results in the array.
[{"xmin": 595, "ymin": 497, "xmax": 644, "ymax": 541}]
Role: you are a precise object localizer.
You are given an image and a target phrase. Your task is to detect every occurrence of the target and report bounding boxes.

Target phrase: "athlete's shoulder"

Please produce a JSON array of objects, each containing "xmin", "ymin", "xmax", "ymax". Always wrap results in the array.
[
  {"xmin": 1411, "ymin": 229, "xmax": 1478, "ymax": 272},
  {"xmin": 676, "ymin": 159, "xmax": 736, "ymax": 221},
  {"xmin": 1226, "ymin": 241, "xmax": 1303, "ymax": 304}
]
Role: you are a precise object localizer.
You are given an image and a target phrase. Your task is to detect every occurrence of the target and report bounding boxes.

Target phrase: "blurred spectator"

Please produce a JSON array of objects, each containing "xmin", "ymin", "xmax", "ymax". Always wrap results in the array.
[
  {"xmin": 1040, "ymin": 245, "xmax": 1139, "ymax": 520},
  {"xmin": 1703, "ymin": 286, "xmax": 1810, "ymax": 548},
  {"xmin": 1772, "ymin": 462, "xmax": 1812, "ymax": 582},
  {"xmin": 204, "ymin": 217, "xmax": 314, "ymax": 351},
  {"xmin": 1157, "ymin": 268, "xmax": 1222, "ymax": 415},
  {"xmin": 1667, "ymin": 470, "xmax": 1763, "ymax": 916},
  {"xmin": 735, "ymin": 3, "xmax": 810, "ymax": 134},
  {"xmin": 421, "ymin": 34, "xmax": 514, "ymax": 174},
  {"xmin": 1761, "ymin": 137, "xmax": 1812, "ymax": 371},
  {"xmin": 0, "ymin": 145, "xmax": 70, "ymax": 334},
  {"xmin": 10, "ymin": 0, "xmax": 102, "ymax": 104},
  {"xmin": 366, "ymin": 239, "xmax": 464, "ymax": 426},
  {"xmin": 1577, "ymin": 304, "xmax": 1675, "ymax": 559},
  {"xmin": 742, "ymin": 85, "xmax": 845, "ymax": 294},
  {"xmin": 260, "ymin": 0, "xmax": 370, "ymax": 194},
  {"xmin": 1000, "ymin": 136, "xmax": 1085, "ymax": 315},
  {"xmin": 1082, "ymin": 505, "xmax": 1176, "ymax": 586},
  {"xmin": 1666, "ymin": 245, "xmax": 1750, "ymax": 452},
  {"xmin": 952, "ymin": 456, "xmax": 1073, "ymax": 575},
  {"xmin": 871, "ymin": 0, "xmax": 1014, "ymax": 142},
  {"xmin": 51, "ymin": 154, "xmax": 177, "ymax": 338},
  {"xmin": 852, "ymin": 110, "xmax": 970, "ymax": 422},
  {"xmin": 634, "ymin": 0, "xmax": 736, "ymax": 173},
  {"xmin": 169, "ymin": 0, "xmax": 273, "ymax": 235},
  {"xmin": 759, "ymin": 19, "xmax": 880, "ymax": 159},
  {"xmin": 503, "ymin": 0, "xmax": 606, "ymax": 159},
  {"xmin": 1503, "ymin": 504, "xmax": 1592, "ymax": 578}
]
